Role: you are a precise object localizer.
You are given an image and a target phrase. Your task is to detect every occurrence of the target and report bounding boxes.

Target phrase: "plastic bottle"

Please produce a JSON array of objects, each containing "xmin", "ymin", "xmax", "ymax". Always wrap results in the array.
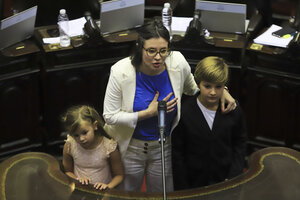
[
  {"xmin": 162, "ymin": 2, "xmax": 172, "ymax": 38},
  {"xmin": 58, "ymin": 9, "xmax": 71, "ymax": 47}
]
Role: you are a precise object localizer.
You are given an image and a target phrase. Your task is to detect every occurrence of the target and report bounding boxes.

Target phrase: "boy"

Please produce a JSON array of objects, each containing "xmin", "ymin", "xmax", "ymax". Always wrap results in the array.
[{"xmin": 172, "ymin": 56, "xmax": 247, "ymax": 190}]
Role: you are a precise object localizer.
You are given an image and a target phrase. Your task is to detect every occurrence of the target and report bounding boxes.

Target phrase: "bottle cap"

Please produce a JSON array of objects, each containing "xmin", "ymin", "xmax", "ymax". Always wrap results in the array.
[
  {"xmin": 60, "ymin": 9, "xmax": 66, "ymax": 15},
  {"xmin": 164, "ymin": 3, "xmax": 170, "ymax": 8}
]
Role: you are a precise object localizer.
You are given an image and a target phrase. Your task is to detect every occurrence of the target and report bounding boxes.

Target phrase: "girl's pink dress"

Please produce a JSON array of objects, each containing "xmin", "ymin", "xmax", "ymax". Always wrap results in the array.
[{"xmin": 66, "ymin": 136, "xmax": 117, "ymax": 184}]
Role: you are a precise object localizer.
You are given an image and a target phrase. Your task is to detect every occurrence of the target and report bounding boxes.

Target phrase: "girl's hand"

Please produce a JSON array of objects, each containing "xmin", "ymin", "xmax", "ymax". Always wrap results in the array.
[
  {"xmin": 77, "ymin": 177, "xmax": 91, "ymax": 185},
  {"xmin": 94, "ymin": 182, "xmax": 109, "ymax": 190}
]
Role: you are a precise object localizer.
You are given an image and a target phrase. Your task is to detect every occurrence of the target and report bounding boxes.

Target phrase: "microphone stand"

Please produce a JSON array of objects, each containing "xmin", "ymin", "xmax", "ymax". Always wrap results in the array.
[
  {"xmin": 159, "ymin": 128, "xmax": 167, "ymax": 200},
  {"xmin": 158, "ymin": 101, "xmax": 167, "ymax": 200}
]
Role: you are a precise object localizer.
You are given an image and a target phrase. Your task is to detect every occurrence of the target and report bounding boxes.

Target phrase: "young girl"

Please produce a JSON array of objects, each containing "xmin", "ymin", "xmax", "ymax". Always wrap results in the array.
[{"xmin": 61, "ymin": 105, "xmax": 124, "ymax": 190}]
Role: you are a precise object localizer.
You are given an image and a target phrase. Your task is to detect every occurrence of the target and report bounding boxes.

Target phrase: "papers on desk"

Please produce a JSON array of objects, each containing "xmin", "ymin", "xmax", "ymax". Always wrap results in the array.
[
  {"xmin": 64, "ymin": 17, "xmax": 87, "ymax": 37},
  {"xmin": 42, "ymin": 17, "xmax": 87, "ymax": 44},
  {"xmin": 43, "ymin": 37, "xmax": 60, "ymax": 44},
  {"xmin": 171, "ymin": 17, "xmax": 193, "ymax": 36},
  {"xmin": 253, "ymin": 24, "xmax": 296, "ymax": 48}
]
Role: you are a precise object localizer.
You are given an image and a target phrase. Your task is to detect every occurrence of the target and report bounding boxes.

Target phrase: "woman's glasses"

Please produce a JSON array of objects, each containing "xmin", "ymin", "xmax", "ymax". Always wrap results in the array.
[{"xmin": 143, "ymin": 47, "xmax": 169, "ymax": 57}]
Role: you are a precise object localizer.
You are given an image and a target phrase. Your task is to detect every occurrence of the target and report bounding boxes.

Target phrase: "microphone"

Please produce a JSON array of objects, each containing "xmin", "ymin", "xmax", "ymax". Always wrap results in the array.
[
  {"xmin": 84, "ymin": 11, "xmax": 92, "ymax": 21},
  {"xmin": 185, "ymin": 9, "xmax": 203, "ymax": 41},
  {"xmin": 83, "ymin": 10, "xmax": 104, "ymax": 44},
  {"xmin": 158, "ymin": 101, "xmax": 167, "ymax": 138},
  {"xmin": 84, "ymin": 11, "xmax": 95, "ymax": 28}
]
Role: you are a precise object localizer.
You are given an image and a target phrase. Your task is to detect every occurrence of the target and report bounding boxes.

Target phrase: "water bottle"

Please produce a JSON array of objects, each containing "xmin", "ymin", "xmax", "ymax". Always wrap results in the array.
[
  {"xmin": 162, "ymin": 2, "xmax": 172, "ymax": 38},
  {"xmin": 58, "ymin": 9, "xmax": 71, "ymax": 47}
]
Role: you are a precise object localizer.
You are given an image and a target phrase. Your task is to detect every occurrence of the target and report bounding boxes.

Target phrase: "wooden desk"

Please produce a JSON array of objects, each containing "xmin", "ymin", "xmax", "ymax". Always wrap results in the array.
[
  {"xmin": 0, "ymin": 39, "xmax": 40, "ymax": 57},
  {"xmin": 34, "ymin": 25, "xmax": 139, "ymax": 53},
  {"xmin": 241, "ymin": 39, "xmax": 300, "ymax": 153},
  {"xmin": 34, "ymin": 23, "xmax": 246, "ymax": 53},
  {"xmin": 1, "ymin": 147, "xmax": 300, "ymax": 200}
]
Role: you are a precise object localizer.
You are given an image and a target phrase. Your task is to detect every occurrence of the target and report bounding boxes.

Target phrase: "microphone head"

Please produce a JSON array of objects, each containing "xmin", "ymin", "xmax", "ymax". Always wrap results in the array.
[
  {"xmin": 84, "ymin": 11, "xmax": 92, "ymax": 20},
  {"xmin": 158, "ymin": 101, "xmax": 167, "ymax": 130},
  {"xmin": 195, "ymin": 9, "xmax": 201, "ymax": 18},
  {"xmin": 158, "ymin": 101, "xmax": 167, "ymax": 111}
]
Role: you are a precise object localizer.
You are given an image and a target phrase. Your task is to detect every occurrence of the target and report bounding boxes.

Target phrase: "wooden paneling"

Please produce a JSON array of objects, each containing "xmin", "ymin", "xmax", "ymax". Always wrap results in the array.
[
  {"xmin": 0, "ymin": 70, "xmax": 41, "ymax": 156},
  {"xmin": 42, "ymin": 61, "xmax": 112, "ymax": 142}
]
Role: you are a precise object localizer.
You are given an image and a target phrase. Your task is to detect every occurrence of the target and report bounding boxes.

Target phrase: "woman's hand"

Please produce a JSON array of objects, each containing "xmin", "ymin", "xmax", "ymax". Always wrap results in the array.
[
  {"xmin": 77, "ymin": 177, "xmax": 91, "ymax": 185},
  {"xmin": 221, "ymin": 88, "xmax": 237, "ymax": 114},
  {"xmin": 147, "ymin": 92, "xmax": 177, "ymax": 116},
  {"xmin": 164, "ymin": 94, "xmax": 178, "ymax": 113},
  {"xmin": 94, "ymin": 182, "xmax": 109, "ymax": 190},
  {"xmin": 145, "ymin": 91, "xmax": 160, "ymax": 118},
  {"xmin": 138, "ymin": 92, "xmax": 177, "ymax": 121}
]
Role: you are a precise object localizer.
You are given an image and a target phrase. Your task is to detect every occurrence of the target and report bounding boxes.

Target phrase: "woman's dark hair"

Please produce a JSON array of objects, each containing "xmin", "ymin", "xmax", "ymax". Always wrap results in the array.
[{"xmin": 130, "ymin": 19, "xmax": 170, "ymax": 68}]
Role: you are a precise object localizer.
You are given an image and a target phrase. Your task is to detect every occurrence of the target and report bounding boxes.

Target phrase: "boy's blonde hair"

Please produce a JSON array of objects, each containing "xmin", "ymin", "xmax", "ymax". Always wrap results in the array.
[
  {"xmin": 194, "ymin": 56, "xmax": 229, "ymax": 85},
  {"xmin": 61, "ymin": 105, "xmax": 108, "ymax": 137}
]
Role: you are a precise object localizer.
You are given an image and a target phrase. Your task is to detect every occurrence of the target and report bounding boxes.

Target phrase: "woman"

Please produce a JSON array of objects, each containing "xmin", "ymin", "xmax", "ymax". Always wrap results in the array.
[{"xmin": 103, "ymin": 19, "xmax": 236, "ymax": 192}]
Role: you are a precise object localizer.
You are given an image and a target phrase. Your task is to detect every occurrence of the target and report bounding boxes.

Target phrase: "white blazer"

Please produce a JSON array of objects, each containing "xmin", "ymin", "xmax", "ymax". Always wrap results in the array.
[{"xmin": 103, "ymin": 51, "xmax": 199, "ymax": 158}]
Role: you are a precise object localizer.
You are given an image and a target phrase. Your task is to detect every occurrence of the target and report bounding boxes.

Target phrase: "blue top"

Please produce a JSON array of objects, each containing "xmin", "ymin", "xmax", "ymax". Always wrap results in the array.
[{"xmin": 132, "ymin": 69, "xmax": 177, "ymax": 141}]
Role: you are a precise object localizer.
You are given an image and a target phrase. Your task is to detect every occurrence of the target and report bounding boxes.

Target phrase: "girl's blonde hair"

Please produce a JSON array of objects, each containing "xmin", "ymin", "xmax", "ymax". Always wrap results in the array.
[
  {"xmin": 194, "ymin": 56, "xmax": 229, "ymax": 85},
  {"xmin": 61, "ymin": 105, "xmax": 109, "ymax": 138}
]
